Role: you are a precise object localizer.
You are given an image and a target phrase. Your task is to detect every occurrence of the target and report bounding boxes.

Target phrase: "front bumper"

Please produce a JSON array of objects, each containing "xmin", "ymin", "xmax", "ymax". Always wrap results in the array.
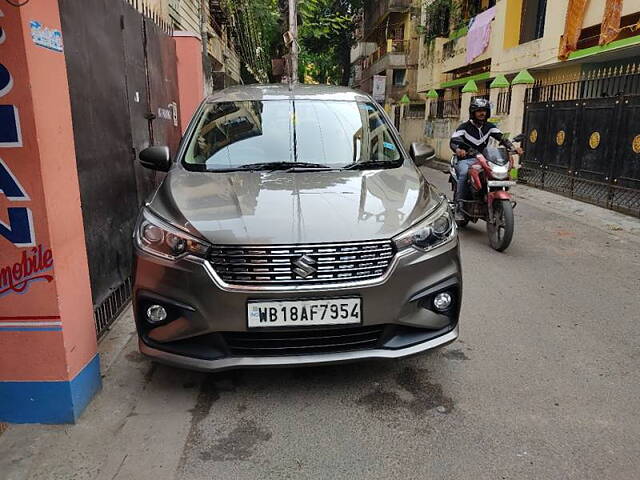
[
  {"xmin": 139, "ymin": 325, "xmax": 458, "ymax": 372},
  {"xmin": 133, "ymin": 237, "xmax": 462, "ymax": 372}
]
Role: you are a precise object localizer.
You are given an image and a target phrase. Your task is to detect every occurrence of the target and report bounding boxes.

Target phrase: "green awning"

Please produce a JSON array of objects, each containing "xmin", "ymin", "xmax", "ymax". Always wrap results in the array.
[
  {"xmin": 440, "ymin": 72, "xmax": 490, "ymax": 89},
  {"xmin": 490, "ymin": 74, "xmax": 510, "ymax": 88},
  {"xmin": 461, "ymin": 80, "xmax": 479, "ymax": 93},
  {"xmin": 512, "ymin": 69, "xmax": 535, "ymax": 85}
]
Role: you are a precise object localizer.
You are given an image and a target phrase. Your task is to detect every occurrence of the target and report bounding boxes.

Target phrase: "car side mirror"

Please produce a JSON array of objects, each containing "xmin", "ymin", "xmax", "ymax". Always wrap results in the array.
[
  {"xmin": 409, "ymin": 142, "xmax": 435, "ymax": 166},
  {"xmin": 139, "ymin": 146, "xmax": 171, "ymax": 172}
]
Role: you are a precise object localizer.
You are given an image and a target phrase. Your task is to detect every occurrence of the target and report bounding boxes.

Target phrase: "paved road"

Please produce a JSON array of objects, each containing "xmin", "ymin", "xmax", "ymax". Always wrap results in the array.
[{"xmin": 2, "ymin": 168, "xmax": 639, "ymax": 480}]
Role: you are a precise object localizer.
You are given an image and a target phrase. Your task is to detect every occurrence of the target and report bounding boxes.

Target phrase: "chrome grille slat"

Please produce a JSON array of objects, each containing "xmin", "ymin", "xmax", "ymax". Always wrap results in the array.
[{"xmin": 209, "ymin": 240, "xmax": 395, "ymax": 287}]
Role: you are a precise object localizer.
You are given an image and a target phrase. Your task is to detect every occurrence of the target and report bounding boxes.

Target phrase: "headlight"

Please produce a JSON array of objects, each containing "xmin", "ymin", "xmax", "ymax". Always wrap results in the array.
[
  {"xmin": 136, "ymin": 209, "xmax": 210, "ymax": 260},
  {"xmin": 489, "ymin": 162, "xmax": 509, "ymax": 180},
  {"xmin": 393, "ymin": 201, "xmax": 456, "ymax": 252}
]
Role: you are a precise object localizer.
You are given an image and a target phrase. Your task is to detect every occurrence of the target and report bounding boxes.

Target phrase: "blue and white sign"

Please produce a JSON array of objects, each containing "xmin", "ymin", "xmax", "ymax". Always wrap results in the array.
[
  {"xmin": 0, "ymin": 13, "xmax": 35, "ymax": 247},
  {"xmin": 29, "ymin": 20, "xmax": 63, "ymax": 53}
]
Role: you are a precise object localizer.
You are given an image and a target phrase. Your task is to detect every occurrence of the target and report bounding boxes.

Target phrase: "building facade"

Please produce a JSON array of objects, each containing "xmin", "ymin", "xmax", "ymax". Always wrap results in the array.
[
  {"xmin": 168, "ymin": 0, "xmax": 242, "ymax": 90},
  {"xmin": 350, "ymin": 1, "xmax": 422, "ymax": 109},
  {"xmin": 417, "ymin": 0, "xmax": 640, "ymax": 154},
  {"xmin": 123, "ymin": 0, "xmax": 243, "ymax": 91},
  {"xmin": 416, "ymin": 0, "xmax": 640, "ymax": 216}
]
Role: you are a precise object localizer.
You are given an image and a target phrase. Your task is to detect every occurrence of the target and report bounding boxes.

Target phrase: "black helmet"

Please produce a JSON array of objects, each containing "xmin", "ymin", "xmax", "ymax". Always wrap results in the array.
[{"xmin": 469, "ymin": 97, "xmax": 491, "ymax": 119}]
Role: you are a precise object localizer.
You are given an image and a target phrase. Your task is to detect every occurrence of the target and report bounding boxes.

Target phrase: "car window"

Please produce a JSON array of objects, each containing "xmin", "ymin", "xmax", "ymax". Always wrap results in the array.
[
  {"xmin": 184, "ymin": 100, "xmax": 292, "ymax": 169},
  {"xmin": 183, "ymin": 99, "xmax": 402, "ymax": 171}
]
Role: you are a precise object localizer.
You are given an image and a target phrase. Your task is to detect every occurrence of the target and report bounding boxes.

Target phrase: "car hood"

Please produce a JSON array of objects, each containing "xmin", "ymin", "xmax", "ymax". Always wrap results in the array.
[{"xmin": 148, "ymin": 163, "xmax": 441, "ymax": 245}]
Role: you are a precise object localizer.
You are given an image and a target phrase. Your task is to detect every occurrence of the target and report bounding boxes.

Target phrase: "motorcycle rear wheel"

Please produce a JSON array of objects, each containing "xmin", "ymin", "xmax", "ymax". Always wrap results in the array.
[{"xmin": 487, "ymin": 200, "xmax": 514, "ymax": 252}]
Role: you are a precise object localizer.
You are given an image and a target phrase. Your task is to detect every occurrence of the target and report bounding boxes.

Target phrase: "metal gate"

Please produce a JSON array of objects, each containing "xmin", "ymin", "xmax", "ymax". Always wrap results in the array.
[
  {"xmin": 59, "ymin": 0, "xmax": 181, "ymax": 336},
  {"xmin": 520, "ymin": 65, "xmax": 640, "ymax": 217}
]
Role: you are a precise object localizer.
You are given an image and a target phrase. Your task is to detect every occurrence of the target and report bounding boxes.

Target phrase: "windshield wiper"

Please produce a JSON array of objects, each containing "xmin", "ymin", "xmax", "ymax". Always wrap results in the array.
[
  {"xmin": 343, "ymin": 160, "xmax": 402, "ymax": 170},
  {"xmin": 208, "ymin": 162, "xmax": 334, "ymax": 172}
]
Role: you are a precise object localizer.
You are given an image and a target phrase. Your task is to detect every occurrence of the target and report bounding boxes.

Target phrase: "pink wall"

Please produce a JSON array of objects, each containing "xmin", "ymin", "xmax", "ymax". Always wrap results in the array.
[
  {"xmin": 0, "ymin": 2, "xmax": 96, "ymax": 383},
  {"xmin": 174, "ymin": 32, "xmax": 205, "ymax": 133}
]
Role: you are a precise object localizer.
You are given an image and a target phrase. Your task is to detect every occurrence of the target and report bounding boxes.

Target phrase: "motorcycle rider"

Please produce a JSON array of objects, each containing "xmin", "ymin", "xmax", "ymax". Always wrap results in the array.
[{"xmin": 450, "ymin": 98, "xmax": 523, "ymax": 220}]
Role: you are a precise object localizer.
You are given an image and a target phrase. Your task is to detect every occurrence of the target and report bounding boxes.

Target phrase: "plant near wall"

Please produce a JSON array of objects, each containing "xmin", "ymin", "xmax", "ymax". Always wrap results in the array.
[
  {"xmin": 419, "ymin": 0, "xmax": 488, "ymax": 42},
  {"xmin": 420, "ymin": 0, "xmax": 452, "ymax": 43},
  {"xmin": 221, "ymin": 0, "xmax": 280, "ymax": 83}
]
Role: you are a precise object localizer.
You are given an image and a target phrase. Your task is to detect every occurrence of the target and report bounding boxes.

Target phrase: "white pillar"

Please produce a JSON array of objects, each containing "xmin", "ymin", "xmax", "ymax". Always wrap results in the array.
[
  {"xmin": 489, "ymin": 88, "xmax": 500, "ymax": 118},
  {"xmin": 508, "ymin": 83, "xmax": 529, "ymax": 140},
  {"xmin": 460, "ymin": 92, "xmax": 473, "ymax": 123}
]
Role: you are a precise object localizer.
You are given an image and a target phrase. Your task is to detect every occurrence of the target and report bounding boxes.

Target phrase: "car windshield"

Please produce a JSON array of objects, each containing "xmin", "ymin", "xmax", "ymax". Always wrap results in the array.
[{"xmin": 182, "ymin": 99, "xmax": 402, "ymax": 171}]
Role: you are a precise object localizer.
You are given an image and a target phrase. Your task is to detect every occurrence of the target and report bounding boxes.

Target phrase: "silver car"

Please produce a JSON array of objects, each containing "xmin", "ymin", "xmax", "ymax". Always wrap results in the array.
[{"xmin": 133, "ymin": 85, "xmax": 461, "ymax": 372}]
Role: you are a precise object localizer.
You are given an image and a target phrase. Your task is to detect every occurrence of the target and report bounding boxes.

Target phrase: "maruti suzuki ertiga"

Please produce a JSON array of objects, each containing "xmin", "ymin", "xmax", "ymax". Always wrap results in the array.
[{"xmin": 133, "ymin": 84, "xmax": 461, "ymax": 371}]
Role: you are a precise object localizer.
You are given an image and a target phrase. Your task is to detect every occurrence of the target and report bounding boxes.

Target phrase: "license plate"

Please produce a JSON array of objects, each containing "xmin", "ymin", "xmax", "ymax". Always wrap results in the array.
[
  {"xmin": 487, "ymin": 180, "xmax": 516, "ymax": 187},
  {"xmin": 247, "ymin": 298, "xmax": 362, "ymax": 328}
]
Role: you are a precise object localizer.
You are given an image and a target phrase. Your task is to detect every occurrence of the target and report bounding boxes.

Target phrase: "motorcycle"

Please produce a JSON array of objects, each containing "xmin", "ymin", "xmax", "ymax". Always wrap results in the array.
[{"xmin": 448, "ymin": 134, "xmax": 525, "ymax": 252}]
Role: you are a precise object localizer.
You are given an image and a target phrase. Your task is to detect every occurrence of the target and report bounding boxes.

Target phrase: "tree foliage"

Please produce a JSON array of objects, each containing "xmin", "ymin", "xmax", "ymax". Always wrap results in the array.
[
  {"xmin": 222, "ymin": 0, "xmax": 281, "ymax": 82},
  {"xmin": 296, "ymin": 0, "xmax": 364, "ymax": 85},
  {"xmin": 230, "ymin": 0, "xmax": 363, "ymax": 85}
]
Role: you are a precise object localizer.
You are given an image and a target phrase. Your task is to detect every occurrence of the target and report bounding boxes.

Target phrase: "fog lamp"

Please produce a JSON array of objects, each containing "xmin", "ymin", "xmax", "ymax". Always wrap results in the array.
[
  {"xmin": 433, "ymin": 292, "xmax": 452, "ymax": 312},
  {"xmin": 146, "ymin": 304, "xmax": 168, "ymax": 324}
]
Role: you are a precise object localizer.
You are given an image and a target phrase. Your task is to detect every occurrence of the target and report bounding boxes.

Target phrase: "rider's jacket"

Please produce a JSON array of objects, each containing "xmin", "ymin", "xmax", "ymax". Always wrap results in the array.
[{"xmin": 450, "ymin": 120, "xmax": 513, "ymax": 156}]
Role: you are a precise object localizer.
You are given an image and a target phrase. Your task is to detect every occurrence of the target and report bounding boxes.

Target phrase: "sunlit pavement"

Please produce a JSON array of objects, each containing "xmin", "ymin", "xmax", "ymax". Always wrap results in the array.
[{"xmin": 1, "ymin": 167, "xmax": 639, "ymax": 480}]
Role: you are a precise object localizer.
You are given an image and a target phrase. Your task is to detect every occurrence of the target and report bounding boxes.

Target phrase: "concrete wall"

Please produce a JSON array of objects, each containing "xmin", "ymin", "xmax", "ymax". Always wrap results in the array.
[
  {"xmin": 399, "ymin": 116, "xmax": 426, "ymax": 148},
  {"xmin": 417, "ymin": 37, "xmax": 447, "ymax": 92},
  {"xmin": 174, "ymin": 33, "xmax": 205, "ymax": 132},
  {"xmin": 423, "ymin": 118, "xmax": 459, "ymax": 161},
  {"xmin": 442, "ymin": 31, "xmax": 493, "ymax": 73},
  {"xmin": 491, "ymin": 0, "xmax": 567, "ymax": 75}
]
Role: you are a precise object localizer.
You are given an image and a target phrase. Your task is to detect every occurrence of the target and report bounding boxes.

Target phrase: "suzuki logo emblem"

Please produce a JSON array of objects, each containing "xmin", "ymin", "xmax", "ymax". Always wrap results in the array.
[{"xmin": 292, "ymin": 255, "xmax": 317, "ymax": 279}]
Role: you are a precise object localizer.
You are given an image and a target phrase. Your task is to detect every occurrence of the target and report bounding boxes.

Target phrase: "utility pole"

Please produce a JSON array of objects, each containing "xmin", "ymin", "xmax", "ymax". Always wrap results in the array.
[{"xmin": 288, "ymin": 0, "xmax": 299, "ymax": 85}]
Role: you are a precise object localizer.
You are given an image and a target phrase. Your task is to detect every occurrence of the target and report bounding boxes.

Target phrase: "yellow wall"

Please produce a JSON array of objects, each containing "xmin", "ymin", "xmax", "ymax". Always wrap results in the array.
[
  {"xmin": 404, "ymin": 13, "xmax": 412, "ymax": 41},
  {"xmin": 503, "ymin": 0, "xmax": 524, "ymax": 49},
  {"xmin": 534, "ymin": 64, "xmax": 583, "ymax": 83},
  {"xmin": 583, "ymin": 0, "xmax": 640, "ymax": 28}
]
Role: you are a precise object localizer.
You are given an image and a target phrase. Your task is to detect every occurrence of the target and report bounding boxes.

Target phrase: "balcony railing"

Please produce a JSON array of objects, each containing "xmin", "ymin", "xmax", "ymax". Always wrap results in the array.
[
  {"xmin": 404, "ymin": 104, "xmax": 426, "ymax": 119},
  {"xmin": 364, "ymin": 0, "xmax": 412, "ymax": 36},
  {"xmin": 361, "ymin": 40, "xmax": 410, "ymax": 72},
  {"xmin": 496, "ymin": 88, "xmax": 512, "ymax": 115},
  {"xmin": 443, "ymin": 98, "xmax": 461, "ymax": 118},
  {"xmin": 429, "ymin": 97, "xmax": 461, "ymax": 119}
]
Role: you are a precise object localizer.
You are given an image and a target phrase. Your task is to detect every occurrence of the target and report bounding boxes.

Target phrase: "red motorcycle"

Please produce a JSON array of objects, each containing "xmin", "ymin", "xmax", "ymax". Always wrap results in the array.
[{"xmin": 448, "ymin": 135, "xmax": 524, "ymax": 252}]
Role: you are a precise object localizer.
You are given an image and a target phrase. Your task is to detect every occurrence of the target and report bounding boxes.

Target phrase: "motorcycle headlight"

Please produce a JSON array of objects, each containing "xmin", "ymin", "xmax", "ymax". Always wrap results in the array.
[
  {"xmin": 489, "ymin": 162, "xmax": 509, "ymax": 180},
  {"xmin": 136, "ymin": 209, "xmax": 210, "ymax": 260},
  {"xmin": 393, "ymin": 202, "xmax": 456, "ymax": 252}
]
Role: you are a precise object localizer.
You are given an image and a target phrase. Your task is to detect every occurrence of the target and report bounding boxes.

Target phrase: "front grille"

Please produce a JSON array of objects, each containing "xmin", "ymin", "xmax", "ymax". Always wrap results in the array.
[
  {"xmin": 209, "ymin": 240, "xmax": 395, "ymax": 286},
  {"xmin": 223, "ymin": 325, "xmax": 386, "ymax": 356}
]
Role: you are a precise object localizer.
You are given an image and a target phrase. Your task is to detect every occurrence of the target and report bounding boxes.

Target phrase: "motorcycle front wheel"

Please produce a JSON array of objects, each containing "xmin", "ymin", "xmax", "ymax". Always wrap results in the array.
[{"xmin": 487, "ymin": 200, "xmax": 514, "ymax": 252}]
